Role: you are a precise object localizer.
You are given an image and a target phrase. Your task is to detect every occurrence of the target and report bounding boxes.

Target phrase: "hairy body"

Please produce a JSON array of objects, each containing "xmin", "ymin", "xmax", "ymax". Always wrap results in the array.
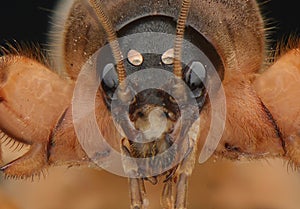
[{"xmin": 0, "ymin": 0, "xmax": 300, "ymax": 208}]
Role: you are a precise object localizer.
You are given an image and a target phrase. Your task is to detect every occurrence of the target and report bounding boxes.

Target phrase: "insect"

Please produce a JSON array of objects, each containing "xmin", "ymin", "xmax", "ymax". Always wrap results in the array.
[{"xmin": 0, "ymin": 0, "xmax": 300, "ymax": 209}]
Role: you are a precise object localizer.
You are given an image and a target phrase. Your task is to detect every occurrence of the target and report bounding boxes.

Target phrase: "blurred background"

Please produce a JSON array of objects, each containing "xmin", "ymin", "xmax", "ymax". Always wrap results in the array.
[
  {"xmin": 0, "ymin": 0, "xmax": 299, "ymax": 47},
  {"xmin": 0, "ymin": 1, "xmax": 300, "ymax": 209},
  {"xmin": 0, "ymin": 0, "xmax": 59, "ymax": 46}
]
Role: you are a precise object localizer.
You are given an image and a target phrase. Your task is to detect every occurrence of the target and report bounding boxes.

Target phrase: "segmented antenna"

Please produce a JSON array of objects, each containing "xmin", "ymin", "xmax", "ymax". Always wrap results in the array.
[
  {"xmin": 173, "ymin": 0, "xmax": 192, "ymax": 78},
  {"xmin": 89, "ymin": 0, "xmax": 126, "ymax": 83}
]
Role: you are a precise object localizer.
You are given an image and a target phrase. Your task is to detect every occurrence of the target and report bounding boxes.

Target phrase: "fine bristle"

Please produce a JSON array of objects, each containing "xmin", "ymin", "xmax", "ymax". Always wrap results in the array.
[
  {"xmin": 261, "ymin": 35, "xmax": 300, "ymax": 73},
  {"xmin": 256, "ymin": 0, "xmax": 279, "ymax": 71},
  {"xmin": 257, "ymin": 0, "xmax": 300, "ymax": 72},
  {"xmin": 273, "ymin": 35, "xmax": 300, "ymax": 60},
  {"xmin": 0, "ymin": 130, "xmax": 37, "ymax": 181},
  {"xmin": 3, "ymin": 168, "xmax": 47, "ymax": 182},
  {"xmin": 1, "ymin": 134, "xmax": 26, "ymax": 153},
  {"xmin": 46, "ymin": 0, "xmax": 74, "ymax": 77},
  {"xmin": 0, "ymin": 41, "xmax": 53, "ymax": 71},
  {"xmin": 0, "ymin": 129, "xmax": 29, "ymax": 159}
]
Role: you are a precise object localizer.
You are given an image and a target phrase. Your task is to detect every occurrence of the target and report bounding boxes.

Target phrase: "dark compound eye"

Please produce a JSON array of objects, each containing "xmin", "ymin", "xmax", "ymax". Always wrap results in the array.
[
  {"xmin": 101, "ymin": 63, "xmax": 119, "ymax": 102},
  {"xmin": 184, "ymin": 61, "xmax": 206, "ymax": 98}
]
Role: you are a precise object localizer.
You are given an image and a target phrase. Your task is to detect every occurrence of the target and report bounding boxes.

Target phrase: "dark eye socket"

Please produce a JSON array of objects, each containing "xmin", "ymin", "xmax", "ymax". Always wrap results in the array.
[
  {"xmin": 101, "ymin": 63, "xmax": 119, "ymax": 101},
  {"xmin": 183, "ymin": 61, "xmax": 206, "ymax": 98}
]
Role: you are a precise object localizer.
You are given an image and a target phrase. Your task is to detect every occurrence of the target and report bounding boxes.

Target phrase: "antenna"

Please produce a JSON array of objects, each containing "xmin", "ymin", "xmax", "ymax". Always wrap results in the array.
[
  {"xmin": 173, "ymin": 0, "xmax": 192, "ymax": 79},
  {"xmin": 89, "ymin": 0, "xmax": 127, "ymax": 83}
]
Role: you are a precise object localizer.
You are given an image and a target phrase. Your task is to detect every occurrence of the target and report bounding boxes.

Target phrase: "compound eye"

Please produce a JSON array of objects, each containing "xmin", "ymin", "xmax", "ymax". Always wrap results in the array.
[
  {"xmin": 184, "ymin": 61, "xmax": 206, "ymax": 98},
  {"xmin": 101, "ymin": 63, "xmax": 119, "ymax": 99},
  {"xmin": 128, "ymin": 49, "xmax": 143, "ymax": 66}
]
